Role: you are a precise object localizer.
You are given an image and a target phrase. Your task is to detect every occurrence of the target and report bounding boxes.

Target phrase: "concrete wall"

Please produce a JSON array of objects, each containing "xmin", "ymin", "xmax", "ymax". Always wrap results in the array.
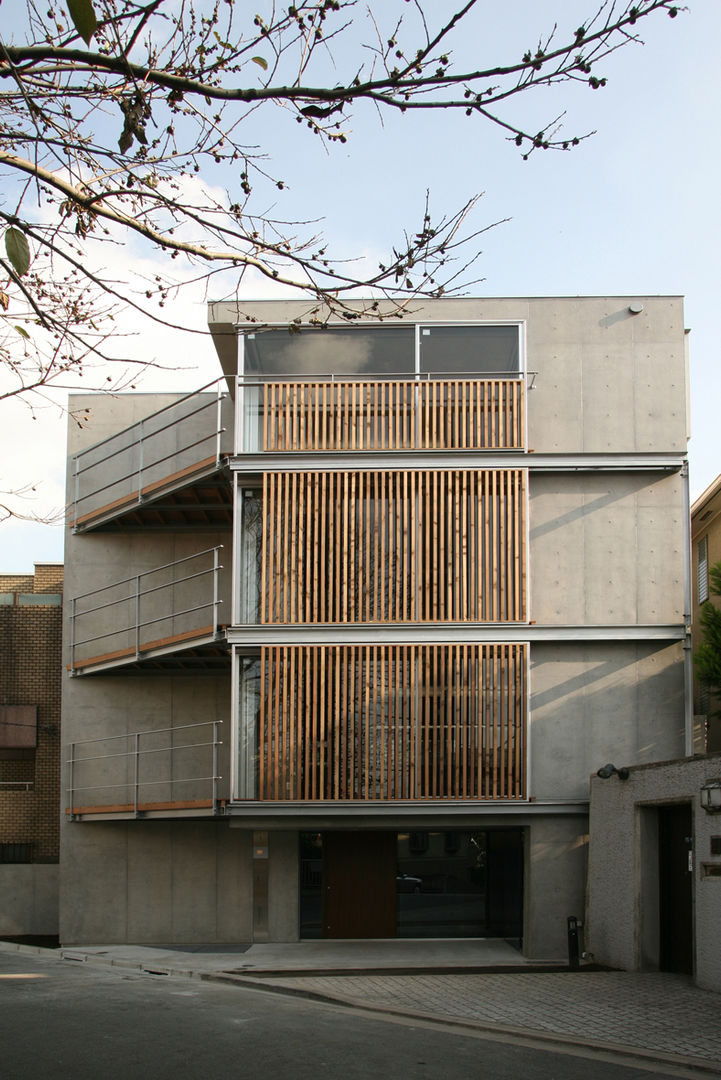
[
  {"xmin": 530, "ymin": 642, "xmax": 686, "ymax": 802},
  {"xmin": 588, "ymin": 752, "xmax": 721, "ymax": 993},
  {"xmin": 0, "ymin": 865, "xmax": 59, "ymax": 935},
  {"xmin": 60, "ymin": 819, "xmax": 251, "ymax": 944},
  {"xmin": 530, "ymin": 472, "xmax": 684, "ymax": 625},
  {"xmin": 525, "ymin": 817, "xmax": 588, "ymax": 960},
  {"xmin": 209, "ymin": 295, "xmax": 688, "ymax": 454}
]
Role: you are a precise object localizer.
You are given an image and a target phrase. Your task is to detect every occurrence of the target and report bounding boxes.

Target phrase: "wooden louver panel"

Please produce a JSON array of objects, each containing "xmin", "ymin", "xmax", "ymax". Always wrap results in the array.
[
  {"xmin": 261, "ymin": 469, "xmax": 526, "ymax": 623},
  {"xmin": 262, "ymin": 379, "xmax": 524, "ymax": 451},
  {"xmin": 257, "ymin": 643, "xmax": 526, "ymax": 801}
]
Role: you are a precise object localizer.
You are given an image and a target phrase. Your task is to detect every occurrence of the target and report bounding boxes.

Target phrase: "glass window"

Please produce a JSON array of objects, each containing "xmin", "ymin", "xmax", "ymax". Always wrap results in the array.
[
  {"xmin": 243, "ymin": 326, "xmax": 415, "ymax": 377},
  {"xmin": 237, "ymin": 655, "xmax": 261, "ymax": 798},
  {"xmin": 419, "ymin": 325, "xmax": 520, "ymax": 375}
]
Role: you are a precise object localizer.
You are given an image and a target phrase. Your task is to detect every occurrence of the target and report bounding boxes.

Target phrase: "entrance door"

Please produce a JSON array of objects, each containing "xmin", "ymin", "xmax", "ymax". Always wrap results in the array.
[
  {"xmin": 658, "ymin": 804, "xmax": 693, "ymax": 975},
  {"xmin": 485, "ymin": 829, "xmax": 524, "ymax": 939},
  {"xmin": 322, "ymin": 831, "xmax": 397, "ymax": 938}
]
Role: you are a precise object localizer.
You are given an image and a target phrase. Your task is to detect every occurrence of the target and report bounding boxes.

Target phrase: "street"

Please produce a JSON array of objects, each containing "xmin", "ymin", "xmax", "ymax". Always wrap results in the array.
[{"xmin": 0, "ymin": 949, "xmax": 710, "ymax": 1080}]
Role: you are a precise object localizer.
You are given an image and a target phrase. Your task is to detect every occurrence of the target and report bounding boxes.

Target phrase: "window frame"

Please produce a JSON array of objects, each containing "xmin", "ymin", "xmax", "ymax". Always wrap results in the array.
[{"xmin": 238, "ymin": 320, "xmax": 526, "ymax": 381}]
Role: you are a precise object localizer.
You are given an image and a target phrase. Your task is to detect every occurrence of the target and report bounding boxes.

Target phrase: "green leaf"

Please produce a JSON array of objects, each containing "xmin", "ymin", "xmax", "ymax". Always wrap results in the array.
[
  {"xmin": 251, "ymin": 56, "xmax": 268, "ymax": 70},
  {"xmin": 66, "ymin": 0, "xmax": 98, "ymax": 46},
  {"xmin": 5, "ymin": 228, "xmax": 30, "ymax": 277},
  {"xmin": 14, "ymin": 325, "xmax": 30, "ymax": 340}
]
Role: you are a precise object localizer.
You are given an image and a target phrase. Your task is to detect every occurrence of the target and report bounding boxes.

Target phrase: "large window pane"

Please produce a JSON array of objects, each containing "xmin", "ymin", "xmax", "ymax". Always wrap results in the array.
[
  {"xmin": 419, "ymin": 325, "xmax": 520, "ymax": 375},
  {"xmin": 243, "ymin": 327, "xmax": 415, "ymax": 377}
]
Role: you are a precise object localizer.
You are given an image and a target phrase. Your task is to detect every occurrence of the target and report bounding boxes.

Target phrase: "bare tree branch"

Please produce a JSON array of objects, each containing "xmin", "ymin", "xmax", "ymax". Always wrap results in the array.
[{"xmin": 0, "ymin": 0, "xmax": 683, "ymax": 405}]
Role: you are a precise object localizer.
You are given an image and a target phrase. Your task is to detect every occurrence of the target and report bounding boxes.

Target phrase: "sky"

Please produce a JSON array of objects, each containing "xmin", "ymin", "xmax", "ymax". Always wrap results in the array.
[{"xmin": 1, "ymin": 0, "xmax": 719, "ymax": 571}]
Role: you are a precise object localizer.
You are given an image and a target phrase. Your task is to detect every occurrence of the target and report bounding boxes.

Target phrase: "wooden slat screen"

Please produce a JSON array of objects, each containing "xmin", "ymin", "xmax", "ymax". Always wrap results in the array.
[
  {"xmin": 257, "ymin": 643, "xmax": 526, "ymax": 801},
  {"xmin": 261, "ymin": 469, "xmax": 526, "ymax": 623},
  {"xmin": 262, "ymin": 379, "xmax": 524, "ymax": 451}
]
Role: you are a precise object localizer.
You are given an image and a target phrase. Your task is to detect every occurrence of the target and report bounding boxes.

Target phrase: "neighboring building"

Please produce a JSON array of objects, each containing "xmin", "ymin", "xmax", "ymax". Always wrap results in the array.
[
  {"xmin": 691, "ymin": 473, "xmax": 721, "ymax": 752},
  {"xmin": 60, "ymin": 297, "xmax": 690, "ymax": 958},
  {"xmin": 0, "ymin": 563, "xmax": 63, "ymax": 937}
]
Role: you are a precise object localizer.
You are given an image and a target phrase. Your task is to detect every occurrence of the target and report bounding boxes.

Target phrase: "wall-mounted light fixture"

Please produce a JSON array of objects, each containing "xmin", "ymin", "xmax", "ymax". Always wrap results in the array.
[
  {"xmin": 596, "ymin": 763, "xmax": 630, "ymax": 780},
  {"xmin": 700, "ymin": 779, "xmax": 721, "ymax": 813}
]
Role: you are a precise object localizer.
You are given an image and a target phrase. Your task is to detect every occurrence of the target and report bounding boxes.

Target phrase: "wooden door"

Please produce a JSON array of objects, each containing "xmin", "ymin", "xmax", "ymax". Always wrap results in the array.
[{"xmin": 322, "ymin": 831, "xmax": 397, "ymax": 938}]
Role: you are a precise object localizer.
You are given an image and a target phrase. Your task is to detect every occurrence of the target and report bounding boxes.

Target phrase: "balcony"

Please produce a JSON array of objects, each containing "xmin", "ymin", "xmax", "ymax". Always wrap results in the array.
[
  {"xmin": 71, "ymin": 380, "xmax": 233, "ymax": 532},
  {"xmin": 238, "ymin": 375, "xmax": 526, "ymax": 453},
  {"xmin": 66, "ymin": 720, "xmax": 225, "ymax": 819},
  {"xmin": 69, "ymin": 547, "xmax": 229, "ymax": 675}
]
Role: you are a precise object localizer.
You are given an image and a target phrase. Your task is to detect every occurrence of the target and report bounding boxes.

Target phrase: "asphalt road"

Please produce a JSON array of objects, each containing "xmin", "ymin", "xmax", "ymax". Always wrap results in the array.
[{"xmin": 0, "ymin": 950, "xmax": 705, "ymax": 1080}]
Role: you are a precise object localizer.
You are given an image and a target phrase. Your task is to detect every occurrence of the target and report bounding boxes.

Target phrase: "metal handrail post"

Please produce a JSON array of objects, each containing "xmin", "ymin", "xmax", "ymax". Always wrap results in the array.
[
  {"xmin": 137, "ymin": 418, "xmax": 144, "ymax": 503},
  {"xmin": 133, "ymin": 732, "xmax": 140, "ymax": 815},
  {"xmin": 70, "ymin": 596, "xmax": 76, "ymax": 673},
  {"xmin": 215, "ymin": 386, "xmax": 224, "ymax": 464},
  {"xmin": 73, "ymin": 457, "xmax": 79, "ymax": 527},
  {"xmin": 212, "ymin": 721, "xmax": 219, "ymax": 810},
  {"xmin": 213, "ymin": 546, "xmax": 221, "ymax": 633},
  {"xmin": 135, "ymin": 574, "xmax": 141, "ymax": 659},
  {"xmin": 68, "ymin": 742, "xmax": 75, "ymax": 817}
]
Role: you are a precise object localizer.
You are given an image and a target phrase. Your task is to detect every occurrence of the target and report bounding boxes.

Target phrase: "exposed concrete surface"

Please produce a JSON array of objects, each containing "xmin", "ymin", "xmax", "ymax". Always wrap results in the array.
[
  {"xmin": 4, "ymin": 939, "xmax": 718, "ymax": 1073},
  {"xmin": 588, "ymin": 753, "xmax": 721, "ymax": 993},
  {"xmin": 0, "ymin": 865, "xmax": 58, "ymax": 935}
]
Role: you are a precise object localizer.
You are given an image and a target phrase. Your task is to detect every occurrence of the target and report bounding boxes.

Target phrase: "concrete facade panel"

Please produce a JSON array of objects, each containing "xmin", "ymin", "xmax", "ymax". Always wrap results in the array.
[
  {"xmin": 0, "ymin": 865, "xmax": 59, "ymax": 935},
  {"xmin": 525, "ymin": 817, "xmax": 588, "ymax": 960},
  {"xmin": 216, "ymin": 826, "xmax": 253, "ymax": 942},
  {"xmin": 530, "ymin": 473, "xmax": 684, "ymax": 625},
  {"xmin": 530, "ymin": 642, "xmax": 685, "ymax": 802},
  {"xmin": 268, "ymin": 830, "xmax": 300, "ymax": 942},
  {"xmin": 60, "ymin": 824, "xmax": 128, "ymax": 943},
  {"xmin": 127, "ymin": 822, "xmax": 172, "ymax": 941}
]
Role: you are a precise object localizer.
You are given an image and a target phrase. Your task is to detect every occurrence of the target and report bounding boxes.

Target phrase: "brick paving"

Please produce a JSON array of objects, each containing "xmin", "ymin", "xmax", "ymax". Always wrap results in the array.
[{"xmin": 248, "ymin": 971, "xmax": 721, "ymax": 1066}]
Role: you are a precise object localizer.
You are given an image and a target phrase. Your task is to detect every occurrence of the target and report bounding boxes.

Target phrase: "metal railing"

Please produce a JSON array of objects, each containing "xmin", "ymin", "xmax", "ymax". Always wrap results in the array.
[
  {"xmin": 235, "ymin": 372, "xmax": 531, "ymax": 453},
  {"xmin": 71, "ymin": 379, "xmax": 232, "ymax": 529},
  {"xmin": 69, "ymin": 546, "xmax": 224, "ymax": 672},
  {"xmin": 66, "ymin": 720, "xmax": 223, "ymax": 817},
  {"xmin": 0, "ymin": 782, "xmax": 34, "ymax": 792}
]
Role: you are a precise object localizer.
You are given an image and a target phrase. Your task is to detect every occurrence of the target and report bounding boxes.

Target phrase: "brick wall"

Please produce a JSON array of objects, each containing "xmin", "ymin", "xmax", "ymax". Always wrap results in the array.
[
  {"xmin": 0, "ymin": 566, "xmax": 63, "ymax": 862},
  {"xmin": 33, "ymin": 564, "xmax": 63, "ymax": 594},
  {"xmin": 0, "ymin": 575, "xmax": 33, "ymax": 594}
]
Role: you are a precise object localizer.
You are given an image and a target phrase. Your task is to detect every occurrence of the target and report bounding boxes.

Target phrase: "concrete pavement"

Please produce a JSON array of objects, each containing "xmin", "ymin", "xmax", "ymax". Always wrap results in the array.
[{"xmin": 3, "ymin": 939, "xmax": 720, "ymax": 1075}]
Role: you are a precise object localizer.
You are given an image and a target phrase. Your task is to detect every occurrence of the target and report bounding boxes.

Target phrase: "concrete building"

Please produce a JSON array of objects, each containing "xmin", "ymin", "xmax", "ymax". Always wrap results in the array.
[
  {"xmin": 585, "ymin": 473, "xmax": 721, "ymax": 994},
  {"xmin": 60, "ymin": 297, "xmax": 690, "ymax": 958},
  {"xmin": 1, "ymin": 563, "xmax": 63, "ymax": 938}
]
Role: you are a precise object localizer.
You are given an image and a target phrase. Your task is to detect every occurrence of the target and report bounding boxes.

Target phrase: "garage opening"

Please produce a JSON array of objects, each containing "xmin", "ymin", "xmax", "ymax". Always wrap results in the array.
[{"xmin": 299, "ymin": 829, "xmax": 523, "ymax": 940}]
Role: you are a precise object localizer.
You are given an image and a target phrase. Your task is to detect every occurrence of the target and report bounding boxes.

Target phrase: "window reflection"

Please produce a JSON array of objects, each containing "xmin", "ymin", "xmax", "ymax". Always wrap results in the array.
[
  {"xmin": 243, "ymin": 327, "xmax": 415, "ymax": 377},
  {"xmin": 419, "ymin": 325, "xmax": 519, "ymax": 375}
]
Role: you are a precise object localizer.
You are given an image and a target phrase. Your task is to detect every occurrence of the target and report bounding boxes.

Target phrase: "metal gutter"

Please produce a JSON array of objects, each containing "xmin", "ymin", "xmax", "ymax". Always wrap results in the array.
[
  {"xmin": 226, "ymin": 623, "xmax": 685, "ymax": 647},
  {"xmin": 229, "ymin": 451, "xmax": 686, "ymax": 474}
]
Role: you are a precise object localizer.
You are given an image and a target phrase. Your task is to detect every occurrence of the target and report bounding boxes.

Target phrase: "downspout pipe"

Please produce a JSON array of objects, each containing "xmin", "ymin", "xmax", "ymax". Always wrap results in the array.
[{"xmin": 682, "ymin": 460, "xmax": 694, "ymax": 756}]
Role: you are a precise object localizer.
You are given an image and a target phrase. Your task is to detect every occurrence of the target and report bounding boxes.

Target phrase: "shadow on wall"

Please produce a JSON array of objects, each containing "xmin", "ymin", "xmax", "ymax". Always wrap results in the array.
[
  {"xmin": 530, "ymin": 643, "xmax": 685, "ymax": 798},
  {"xmin": 529, "ymin": 472, "xmax": 662, "ymax": 544}
]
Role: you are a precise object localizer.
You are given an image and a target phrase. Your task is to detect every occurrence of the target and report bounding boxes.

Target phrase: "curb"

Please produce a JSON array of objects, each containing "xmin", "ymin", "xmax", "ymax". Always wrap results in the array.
[
  {"xmin": 203, "ymin": 970, "xmax": 721, "ymax": 1077},
  {"xmin": 2, "ymin": 942, "xmax": 719, "ymax": 1077}
]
